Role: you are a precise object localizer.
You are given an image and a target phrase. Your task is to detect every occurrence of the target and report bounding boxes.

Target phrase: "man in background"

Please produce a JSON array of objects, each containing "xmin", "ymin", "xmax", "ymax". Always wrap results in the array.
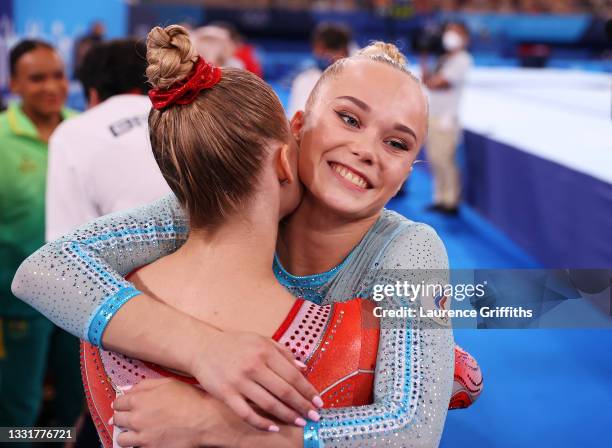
[
  {"xmin": 0, "ymin": 40, "xmax": 82, "ymax": 430},
  {"xmin": 72, "ymin": 21, "xmax": 105, "ymax": 77},
  {"xmin": 46, "ymin": 39, "xmax": 170, "ymax": 241},
  {"xmin": 421, "ymin": 21, "xmax": 473, "ymax": 215},
  {"xmin": 287, "ymin": 22, "xmax": 351, "ymax": 117}
]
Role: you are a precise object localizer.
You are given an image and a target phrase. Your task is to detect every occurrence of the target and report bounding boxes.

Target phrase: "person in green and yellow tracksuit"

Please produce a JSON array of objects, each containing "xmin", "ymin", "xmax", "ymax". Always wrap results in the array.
[{"xmin": 0, "ymin": 39, "xmax": 83, "ymax": 429}]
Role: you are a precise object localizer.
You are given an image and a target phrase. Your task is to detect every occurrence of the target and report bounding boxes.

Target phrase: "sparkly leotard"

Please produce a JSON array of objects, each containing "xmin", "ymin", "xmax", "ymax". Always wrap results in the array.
[
  {"xmin": 82, "ymin": 297, "xmax": 380, "ymax": 448},
  {"xmin": 13, "ymin": 194, "xmax": 456, "ymax": 447}
]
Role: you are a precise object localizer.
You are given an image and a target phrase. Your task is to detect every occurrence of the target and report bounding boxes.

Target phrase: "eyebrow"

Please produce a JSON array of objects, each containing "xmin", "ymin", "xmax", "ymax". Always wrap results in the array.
[
  {"xmin": 336, "ymin": 95, "xmax": 418, "ymax": 142},
  {"xmin": 394, "ymin": 123, "xmax": 417, "ymax": 142},
  {"xmin": 336, "ymin": 95, "xmax": 371, "ymax": 112}
]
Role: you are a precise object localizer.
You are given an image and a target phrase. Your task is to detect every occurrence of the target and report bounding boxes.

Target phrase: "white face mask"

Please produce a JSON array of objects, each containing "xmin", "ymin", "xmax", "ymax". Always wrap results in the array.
[{"xmin": 442, "ymin": 30, "xmax": 464, "ymax": 51}]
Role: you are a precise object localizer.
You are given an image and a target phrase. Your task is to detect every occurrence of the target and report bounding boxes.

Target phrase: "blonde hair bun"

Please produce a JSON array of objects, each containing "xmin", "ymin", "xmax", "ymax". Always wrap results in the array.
[
  {"xmin": 146, "ymin": 25, "xmax": 199, "ymax": 90},
  {"xmin": 358, "ymin": 41, "xmax": 407, "ymax": 67}
]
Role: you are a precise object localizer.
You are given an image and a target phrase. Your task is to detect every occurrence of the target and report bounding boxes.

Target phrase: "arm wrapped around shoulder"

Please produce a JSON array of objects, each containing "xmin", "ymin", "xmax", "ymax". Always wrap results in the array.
[{"xmin": 11, "ymin": 194, "xmax": 189, "ymax": 342}]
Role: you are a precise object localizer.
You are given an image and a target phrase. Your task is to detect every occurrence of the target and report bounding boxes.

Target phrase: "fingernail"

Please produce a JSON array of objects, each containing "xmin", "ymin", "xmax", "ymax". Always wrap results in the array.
[
  {"xmin": 108, "ymin": 417, "xmax": 113, "ymax": 425},
  {"xmin": 294, "ymin": 417, "xmax": 307, "ymax": 427},
  {"xmin": 118, "ymin": 385, "xmax": 133, "ymax": 391},
  {"xmin": 308, "ymin": 410, "xmax": 320, "ymax": 422},
  {"xmin": 110, "ymin": 401, "xmax": 114, "ymax": 410},
  {"xmin": 268, "ymin": 425, "xmax": 280, "ymax": 433},
  {"xmin": 294, "ymin": 360, "xmax": 307, "ymax": 369},
  {"xmin": 312, "ymin": 396, "xmax": 324, "ymax": 408}
]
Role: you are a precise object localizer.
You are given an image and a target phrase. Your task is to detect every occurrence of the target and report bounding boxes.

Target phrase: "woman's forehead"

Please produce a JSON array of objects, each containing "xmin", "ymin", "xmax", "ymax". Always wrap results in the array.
[
  {"xmin": 321, "ymin": 59, "xmax": 423, "ymax": 106},
  {"xmin": 315, "ymin": 59, "xmax": 427, "ymax": 133}
]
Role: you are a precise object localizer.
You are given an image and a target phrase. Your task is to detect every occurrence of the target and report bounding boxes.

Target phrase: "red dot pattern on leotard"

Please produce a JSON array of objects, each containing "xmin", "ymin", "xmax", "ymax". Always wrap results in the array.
[
  {"xmin": 100, "ymin": 349, "xmax": 164, "ymax": 388},
  {"xmin": 277, "ymin": 302, "xmax": 331, "ymax": 363}
]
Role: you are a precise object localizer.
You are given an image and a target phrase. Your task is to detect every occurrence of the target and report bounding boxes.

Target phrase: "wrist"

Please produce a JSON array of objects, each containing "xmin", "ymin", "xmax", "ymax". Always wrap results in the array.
[
  {"xmin": 234, "ymin": 425, "xmax": 304, "ymax": 448},
  {"xmin": 184, "ymin": 321, "xmax": 220, "ymax": 377}
]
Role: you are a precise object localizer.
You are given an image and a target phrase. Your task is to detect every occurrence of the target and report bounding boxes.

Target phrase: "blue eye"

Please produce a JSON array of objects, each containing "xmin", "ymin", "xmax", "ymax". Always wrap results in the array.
[
  {"xmin": 386, "ymin": 139, "xmax": 409, "ymax": 150},
  {"xmin": 336, "ymin": 111, "xmax": 360, "ymax": 128}
]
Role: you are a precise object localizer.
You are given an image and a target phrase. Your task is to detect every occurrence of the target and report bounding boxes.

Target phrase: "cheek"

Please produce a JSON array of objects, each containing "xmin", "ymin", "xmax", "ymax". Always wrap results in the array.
[
  {"xmin": 56, "ymin": 80, "xmax": 68, "ymax": 93},
  {"xmin": 297, "ymin": 148, "xmax": 315, "ymax": 185},
  {"xmin": 296, "ymin": 136, "xmax": 320, "ymax": 184},
  {"xmin": 23, "ymin": 85, "xmax": 44, "ymax": 99},
  {"xmin": 382, "ymin": 159, "xmax": 414, "ymax": 192}
]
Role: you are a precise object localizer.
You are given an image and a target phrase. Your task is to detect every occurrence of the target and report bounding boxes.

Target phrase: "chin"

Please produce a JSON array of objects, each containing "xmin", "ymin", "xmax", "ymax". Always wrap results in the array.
[
  {"xmin": 40, "ymin": 106, "xmax": 63, "ymax": 116},
  {"xmin": 320, "ymin": 192, "xmax": 370, "ymax": 218}
]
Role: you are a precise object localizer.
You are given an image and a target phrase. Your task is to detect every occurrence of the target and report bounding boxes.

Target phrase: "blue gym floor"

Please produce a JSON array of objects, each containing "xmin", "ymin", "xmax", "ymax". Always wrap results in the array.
[
  {"xmin": 272, "ymin": 85, "xmax": 611, "ymax": 446},
  {"xmin": 389, "ymin": 164, "xmax": 612, "ymax": 448}
]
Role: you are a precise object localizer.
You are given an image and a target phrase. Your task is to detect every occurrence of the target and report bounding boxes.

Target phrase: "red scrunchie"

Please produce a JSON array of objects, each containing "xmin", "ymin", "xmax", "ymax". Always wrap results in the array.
[{"xmin": 148, "ymin": 56, "xmax": 222, "ymax": 110}]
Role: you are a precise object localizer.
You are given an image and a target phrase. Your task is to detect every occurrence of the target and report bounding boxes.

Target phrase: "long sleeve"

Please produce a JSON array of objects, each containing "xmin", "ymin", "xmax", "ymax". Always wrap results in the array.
[
  {"xmin": 11, "ymin": 194, "xmax": 189, "ymax": 343},
  {"xmin": 307, "ymin": 223, "xmax": 454, "ymax": 448}
]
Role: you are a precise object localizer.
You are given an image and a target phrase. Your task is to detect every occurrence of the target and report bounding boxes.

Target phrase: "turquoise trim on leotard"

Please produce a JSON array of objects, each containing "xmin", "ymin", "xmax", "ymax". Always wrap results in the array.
[
  {"xmin": 304, "ymin": 420, "xmax": 323, "ymax": 448},
  {"xmin": 86, "ymin": 286, "xmax": 142, "ymax": 345}
]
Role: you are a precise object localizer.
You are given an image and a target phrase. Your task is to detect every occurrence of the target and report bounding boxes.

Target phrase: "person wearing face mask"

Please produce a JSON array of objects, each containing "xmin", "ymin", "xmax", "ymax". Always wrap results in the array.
[
  {"xmin": 0, "ymin": 40, "xmax": 83, "ymax": 429},
  {"xmin": 421, "ymin": 22, "xmax": 473, "ymax": 215},
  {"xmin": 287, "ymin": 22, "xmax": 351, "ymax": 117}
]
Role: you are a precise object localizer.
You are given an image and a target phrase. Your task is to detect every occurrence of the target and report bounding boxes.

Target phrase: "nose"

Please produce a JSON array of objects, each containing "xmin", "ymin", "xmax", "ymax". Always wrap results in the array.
[{"xmin": 350, "ymin": 140, "xmax": 376, "ymax": 166}]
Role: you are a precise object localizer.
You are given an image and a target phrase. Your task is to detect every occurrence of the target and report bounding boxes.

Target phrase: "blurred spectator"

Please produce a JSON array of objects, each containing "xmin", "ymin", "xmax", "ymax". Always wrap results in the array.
[
  {"xmin": 191, "ymin": 25, "xmax": 244, "ymax": 68},
  {"xmin": 46, "ymin": 39, "xmax": 171, "ymax": 241},
  {"xmin": 0, "ymin": 40, "xmax": 82, "ymax": 429},
  {"xmin": 72, "ymin": 21, "xmax": 105, "ymax": 78},
  {"xmin": 421, "ymin": 22, "xmax": 473, "ymax": 215},
  {"xmin": 287, "ymin": 22, "xmax": 352, "ymax": 117},
  {"xmin": 212, "ymin": 21, "xmax": 263, "ymax": 77}
]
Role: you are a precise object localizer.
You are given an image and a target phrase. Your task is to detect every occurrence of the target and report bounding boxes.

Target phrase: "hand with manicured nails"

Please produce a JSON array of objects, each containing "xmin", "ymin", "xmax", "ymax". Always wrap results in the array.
[
  {"xmin": 113, "ymin": 378, "xmax": 304, "ymax": 448},
  {"xmin": 187, "ymin": 330, "xmax": 322, "ymax": 432}
]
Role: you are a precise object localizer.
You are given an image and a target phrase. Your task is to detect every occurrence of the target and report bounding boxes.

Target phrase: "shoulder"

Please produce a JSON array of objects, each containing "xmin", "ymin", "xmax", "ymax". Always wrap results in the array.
[
  {"xmin": 50, "ymin": 113, "xmax": 91, "ymax": 155},
  {"xmin": 51, "ymin": 96, "xmax": 150, "ymax": 149},
  {"xmin": 377, "ymin": 211, "xmax": 448, "ymax": 270}
]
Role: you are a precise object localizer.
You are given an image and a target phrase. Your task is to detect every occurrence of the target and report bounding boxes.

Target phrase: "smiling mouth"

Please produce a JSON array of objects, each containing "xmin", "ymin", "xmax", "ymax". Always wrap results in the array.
[{"xmin": 328, "ymin": 162, "xmax": 372, "ymax": 189}]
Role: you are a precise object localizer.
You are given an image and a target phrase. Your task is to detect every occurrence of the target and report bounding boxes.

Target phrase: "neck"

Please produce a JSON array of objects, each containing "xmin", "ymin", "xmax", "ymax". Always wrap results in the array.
[
  {"xmin": 178, "ymin": 206, "xmax": 280, "ymax": 286},
  {"xmin": 277, "ymin": 193, "xmax": 380, "ymax": 276},
  {"xmin": 21, "ymin": 104, "xmax": 62, "ymax": 142},
  {"xmin": 134, "ymin": 196, "xmax": 296, "ymax": 337}
]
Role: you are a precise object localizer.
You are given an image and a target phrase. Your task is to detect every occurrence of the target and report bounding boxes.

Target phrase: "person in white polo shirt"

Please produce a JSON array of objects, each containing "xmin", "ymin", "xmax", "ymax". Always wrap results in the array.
[
  {"xmin": 46, "ymin": 39, "xmax": 170, "ymax": 240},
  {"xmin": 421, "ymin": 22, "xmax": 473, "ymax": 215},
  {"xmin": 287, "ymin": 23, "xmax": 351, "ymax": 118}
]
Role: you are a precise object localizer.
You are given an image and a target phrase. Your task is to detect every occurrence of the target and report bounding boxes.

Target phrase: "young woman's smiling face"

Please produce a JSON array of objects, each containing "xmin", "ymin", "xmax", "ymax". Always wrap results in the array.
[{"xmin": 292, "ymin": 58, "xmax": 428, "ymax": 220}]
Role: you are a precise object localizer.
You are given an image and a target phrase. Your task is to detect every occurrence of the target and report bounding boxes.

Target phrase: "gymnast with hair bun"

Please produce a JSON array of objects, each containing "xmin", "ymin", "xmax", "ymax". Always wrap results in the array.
[{"xmin": 13, "ymin": 24, "xmax": 481, "ymax": 447}]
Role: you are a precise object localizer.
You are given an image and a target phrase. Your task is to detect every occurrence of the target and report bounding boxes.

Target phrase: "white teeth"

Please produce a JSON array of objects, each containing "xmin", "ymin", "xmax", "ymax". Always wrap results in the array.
[{"xmin": 331, "ymin": 163, "xmax": 368, "ymax": 189}]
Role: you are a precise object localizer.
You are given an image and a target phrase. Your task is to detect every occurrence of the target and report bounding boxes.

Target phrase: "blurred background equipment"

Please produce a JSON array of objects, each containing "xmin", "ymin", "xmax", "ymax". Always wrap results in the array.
[{"xmin": 0, "ymin": 1, "xmax": 610, "ymax": 447}]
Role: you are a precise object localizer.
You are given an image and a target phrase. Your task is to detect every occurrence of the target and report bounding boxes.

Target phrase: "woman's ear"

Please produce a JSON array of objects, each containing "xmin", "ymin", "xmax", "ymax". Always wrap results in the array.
[
  {"xmin": 276, "ymin": 143, "xmax": 295, "ymax": 185},
  {"xmin": 290, "ymin": 111, "xmax": 305, "ymax": 142}
]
